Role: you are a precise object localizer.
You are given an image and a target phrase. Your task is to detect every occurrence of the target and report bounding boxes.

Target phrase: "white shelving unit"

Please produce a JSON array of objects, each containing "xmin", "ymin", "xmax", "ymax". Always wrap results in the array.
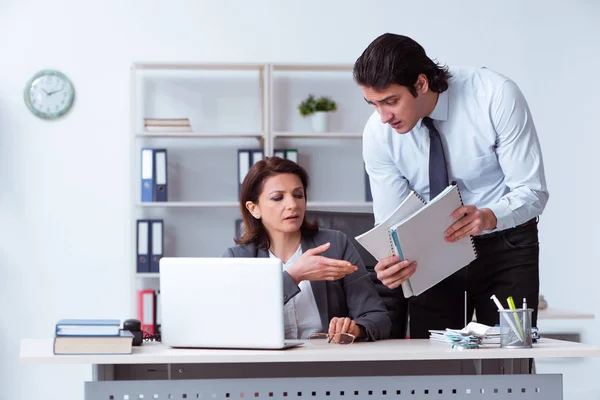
[
  {"xmin": 272, "ymin": 132, "xmax": 363, "ymax": 139},
  {"xmin": 130, "ymin": 62, "xmax": 374, "ymax": 309},
  {"xmin": 135, "ymin": 132, "xmax": 264, "ymax": 139},
  {"xmin": 136, "ymin": 201, "xmax": 240, "ymax": 208},
  {"xmin": 269, "ymin": 63, "xmax": 372, "ymax": 211}
]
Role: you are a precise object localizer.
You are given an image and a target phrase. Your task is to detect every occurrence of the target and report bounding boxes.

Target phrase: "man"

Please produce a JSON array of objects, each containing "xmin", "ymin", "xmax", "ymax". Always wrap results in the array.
[{"xmin": 353, "ymin": 33, "xmax": 549, "ymax": 339}]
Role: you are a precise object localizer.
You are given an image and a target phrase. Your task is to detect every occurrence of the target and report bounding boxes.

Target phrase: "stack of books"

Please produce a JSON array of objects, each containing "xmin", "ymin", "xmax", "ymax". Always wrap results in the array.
[
  {"xmin": 144, "ymin": 118, "xmax": 192, "ymax": 132},
  {"xmin": 53, "ymin": 319, "xmax": 133, "ymax": 355}
]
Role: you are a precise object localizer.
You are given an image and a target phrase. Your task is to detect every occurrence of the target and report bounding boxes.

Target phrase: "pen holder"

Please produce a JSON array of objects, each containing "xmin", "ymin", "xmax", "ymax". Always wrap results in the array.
[{"xmin": 499, "ymin": 309, "xmax": 533, "ymax": 349}]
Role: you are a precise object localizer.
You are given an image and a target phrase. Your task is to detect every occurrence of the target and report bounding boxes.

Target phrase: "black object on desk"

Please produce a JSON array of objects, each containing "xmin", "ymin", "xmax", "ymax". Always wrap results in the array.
[{"xmin": 123, "ymin": 319, "xmax": 144, "ymax": 346}]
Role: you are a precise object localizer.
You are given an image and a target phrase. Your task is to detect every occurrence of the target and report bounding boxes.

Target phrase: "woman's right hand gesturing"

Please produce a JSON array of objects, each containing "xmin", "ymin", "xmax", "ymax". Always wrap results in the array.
[{"xmin": 287, "ymin": 242, "xmax": 358, "ymax": 284}]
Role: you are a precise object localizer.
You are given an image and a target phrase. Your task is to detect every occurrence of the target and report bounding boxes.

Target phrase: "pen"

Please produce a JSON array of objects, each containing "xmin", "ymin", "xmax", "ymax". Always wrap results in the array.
[
  {"xmin": 522, "ymin": 297, "xmax": 528, "ymax": 341},
  {"xmin": 464, "ymin": 291, "xmax": 467, "ymax": 328},
  {"xmin": 507, "ymin": 296, "xmax": 525, "ymax": 342},
  {"xmin": 490, "ymin": 294, "xmax": 524, "ymax": 343}
]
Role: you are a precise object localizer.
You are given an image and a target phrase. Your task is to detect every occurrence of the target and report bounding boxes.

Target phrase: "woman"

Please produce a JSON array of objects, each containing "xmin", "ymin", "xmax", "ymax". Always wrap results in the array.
[{"xmin": 222, "ymin": 157, "xmax": 391, "ymax": 341}]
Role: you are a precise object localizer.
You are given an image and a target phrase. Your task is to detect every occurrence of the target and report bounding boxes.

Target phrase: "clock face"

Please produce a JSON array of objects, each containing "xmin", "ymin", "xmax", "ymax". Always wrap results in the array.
[{"xmin": 24, "ymin": 69, "xmax": 75, "ymax": 119}]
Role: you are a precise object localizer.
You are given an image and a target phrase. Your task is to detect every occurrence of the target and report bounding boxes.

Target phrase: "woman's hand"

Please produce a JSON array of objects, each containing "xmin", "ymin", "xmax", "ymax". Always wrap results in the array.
[
  {"xmin": 287, "ymin": 242, "xmax": 357, "ymax": 284},
  {"xmin": 329, "ymin": 317, "xmax": 363, "ymax": 339}
]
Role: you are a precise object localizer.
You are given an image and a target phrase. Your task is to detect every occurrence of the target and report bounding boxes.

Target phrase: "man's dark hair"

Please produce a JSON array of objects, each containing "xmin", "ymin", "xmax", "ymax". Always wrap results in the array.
[{"xmin": 353, "ymin": 33, "xmax": 450, "ymax": 96}]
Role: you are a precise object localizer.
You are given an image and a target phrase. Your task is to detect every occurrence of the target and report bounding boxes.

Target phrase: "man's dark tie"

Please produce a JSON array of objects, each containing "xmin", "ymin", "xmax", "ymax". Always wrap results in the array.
[{"xmin": 423, "ymin": 116, "xmax": 449, "ymax": 199}]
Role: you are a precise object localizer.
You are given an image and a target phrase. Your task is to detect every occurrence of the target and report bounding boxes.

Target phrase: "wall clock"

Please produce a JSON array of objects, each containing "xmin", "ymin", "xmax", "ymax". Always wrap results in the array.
[{"xmin": 24, "ymin": 69, "xmax": 75, "ymax": 120}]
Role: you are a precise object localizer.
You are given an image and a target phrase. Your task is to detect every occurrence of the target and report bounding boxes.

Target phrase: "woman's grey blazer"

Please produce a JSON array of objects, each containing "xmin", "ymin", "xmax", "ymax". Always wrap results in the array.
[{"xmin": 222, "ymin": 228, "xmax": 391, "ymax": 341}]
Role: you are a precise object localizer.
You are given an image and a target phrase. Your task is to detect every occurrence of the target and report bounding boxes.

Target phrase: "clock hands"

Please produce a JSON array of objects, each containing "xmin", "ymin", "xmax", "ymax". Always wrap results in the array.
[{"xmin": 47, "ymin": 84, "xmax": 65, "ymax": 96}]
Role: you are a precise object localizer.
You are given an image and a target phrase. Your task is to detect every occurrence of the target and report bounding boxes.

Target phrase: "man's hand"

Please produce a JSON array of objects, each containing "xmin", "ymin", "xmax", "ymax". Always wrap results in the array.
[
  {"xmin": 374, "ymin": 255, "xmax": 417, "ymax": 289},
  {"xmin": 445, "ymin": 206, "xmax": 497, "ymax": 242}
]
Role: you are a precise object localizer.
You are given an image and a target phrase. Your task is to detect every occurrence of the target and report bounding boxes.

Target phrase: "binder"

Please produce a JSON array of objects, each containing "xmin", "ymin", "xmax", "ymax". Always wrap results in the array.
[
  {"xmin": 137, "ymin": 289, "xmax": 156, "ymax": 335},
  {"xmin": 155, "ymin": 290, "xmax": 161, "ymax": 333},
  {"xmin": 140, "ymin": 148, "xmax": 154, "ymax": 202},
  {"xmin": 237, "ymin": 148, "xmax": 263, "ymax": 193},
  {"xmin": 355, "ymin": 182, "xmax": 477, "ymax": 298},
  {"xmin": 136, "ymin": 219, "xmax": 150, "ymax": 273},
  {"xmin": 252, "ymin": 149, "xmax": 264, "ymax": 165},
  {"xmin": 150, "ymin": 219, "xmax": 164, "ymax": 273},
  {"xmin": 237, "ymin": 149, "xmax": 251, "ymax": 193},
  {"xmin": 274, "ymin": 148, "xmax": 298, "ymax": 163},
  {"xmin": 285, "ymin": 148, "xmax": 298, "ymax": 163},
  {"xmin": 153, "ymin": 149, "xmax": 168, "ymax": 202}
]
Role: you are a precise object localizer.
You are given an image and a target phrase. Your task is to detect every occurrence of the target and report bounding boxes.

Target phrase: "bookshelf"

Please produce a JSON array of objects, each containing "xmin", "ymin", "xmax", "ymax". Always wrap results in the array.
[
  {"xmin": 130, "ymin": 62, "xmax": 373, "ymax": 311},
  {"xmin": 272, "ymin": 132, "xmax": 364, "ymax": 139},
  {"xmin": 135, "ymin": 132, "xmax": 263, "ymax": 139},
  {"xmin": 136, "ymin": 201, "xmax": 240, "ymax": 208}
]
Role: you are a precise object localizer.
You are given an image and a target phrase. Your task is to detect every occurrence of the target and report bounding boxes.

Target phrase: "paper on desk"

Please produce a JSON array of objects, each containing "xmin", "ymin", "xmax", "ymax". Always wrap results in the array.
[{"xmin": 428, "ymin": 322, "xmax": 497, "ymax": 349}]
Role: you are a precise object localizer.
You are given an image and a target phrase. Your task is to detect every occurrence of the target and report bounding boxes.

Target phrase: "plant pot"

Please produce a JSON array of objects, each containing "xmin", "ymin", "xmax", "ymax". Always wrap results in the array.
[{"xmin": 310, "ymin": 111, "xmax": 329, "ymax": 133}]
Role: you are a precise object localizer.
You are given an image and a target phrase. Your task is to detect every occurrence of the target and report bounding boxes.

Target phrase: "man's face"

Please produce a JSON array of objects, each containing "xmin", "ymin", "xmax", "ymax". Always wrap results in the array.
[{"xmin": 362, "ymin": 77, "xmax": 429, "ymax": 134}]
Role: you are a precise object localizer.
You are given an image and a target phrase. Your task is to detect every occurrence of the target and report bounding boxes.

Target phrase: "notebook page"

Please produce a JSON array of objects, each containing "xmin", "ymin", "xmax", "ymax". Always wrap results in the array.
[{"xmin": 355, "ymin": 191, "xmax": 426, "ymax": 261}]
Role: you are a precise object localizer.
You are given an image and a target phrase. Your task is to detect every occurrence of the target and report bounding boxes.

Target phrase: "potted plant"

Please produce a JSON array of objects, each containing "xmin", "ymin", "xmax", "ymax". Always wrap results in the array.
[{"xmin": 298, "ymin": 94, "xmax": 337, "ymax": 133}]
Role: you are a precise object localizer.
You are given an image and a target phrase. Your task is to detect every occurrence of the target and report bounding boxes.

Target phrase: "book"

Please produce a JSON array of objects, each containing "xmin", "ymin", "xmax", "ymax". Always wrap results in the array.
[
  {"xmin": 55, "ymin": 319, "xmax": 121, "ymax": 336},
  {"xmin": 53, "ymin": 330, "xmax": 134, "ymax": 355},
  {"xmin": 144, "ymin": 125, "xmax": 193, "ymax": 133},
  {"xmin": 144, "ymin": 118, "xmax": 191, "ymax": 126},
  {"xmin": 355, "ymin": 182, "xmax": 477, "ymax": 298},
  {"xmin": 143, "ymin": 117, "xmax": 192, "ymax": 132}
]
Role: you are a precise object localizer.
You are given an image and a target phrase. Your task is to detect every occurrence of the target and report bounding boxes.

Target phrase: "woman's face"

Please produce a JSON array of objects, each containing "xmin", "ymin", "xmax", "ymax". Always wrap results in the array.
[{"xmin": 247, "ymin": 173, "xmax": 306, "ymax": 235}]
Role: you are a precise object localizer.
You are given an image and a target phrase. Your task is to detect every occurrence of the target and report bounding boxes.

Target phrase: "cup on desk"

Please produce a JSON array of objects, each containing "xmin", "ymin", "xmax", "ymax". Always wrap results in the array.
[{"xmin": 499, "ymin": 308, "xmax": 533, "ymax": 349}]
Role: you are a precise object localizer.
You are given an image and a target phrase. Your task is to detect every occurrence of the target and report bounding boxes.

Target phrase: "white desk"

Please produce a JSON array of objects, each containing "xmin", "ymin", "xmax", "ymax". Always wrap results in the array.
[
  {"xmin": 20, "ymin": 338, "xmax": 600, "ymax": 400},
  {"xmin": 538, "ymin": 308, "xmax": 595, "ymax": 320},
  {"xmin": 536, "ymin": 307, "xmax": 595, "ymax": 343}
]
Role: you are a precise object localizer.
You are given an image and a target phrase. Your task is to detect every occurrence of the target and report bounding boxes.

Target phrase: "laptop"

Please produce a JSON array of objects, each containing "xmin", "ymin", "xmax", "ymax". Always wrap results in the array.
[{"xmin": 159, "ymin": 257, "xmax": 303, "ymax": 350}]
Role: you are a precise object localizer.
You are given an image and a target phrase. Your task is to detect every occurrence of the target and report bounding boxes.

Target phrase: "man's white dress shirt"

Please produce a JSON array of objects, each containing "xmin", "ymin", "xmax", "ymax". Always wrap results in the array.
[{"xmin": 363, "ymin": 67, "xmax": 549, "ymax": 233}]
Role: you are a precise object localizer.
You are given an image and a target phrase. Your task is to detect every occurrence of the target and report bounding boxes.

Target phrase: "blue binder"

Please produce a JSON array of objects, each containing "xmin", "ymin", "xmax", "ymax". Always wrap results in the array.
[
  {"xmin": 153, "ymin": 149, "xmax": 168, "ymax": 202},
  {"xmin": 136, "ymin": 219, "xmax": 151, "ymax": 273},
  {"xmin": 237, "ymin": 148, "xmax": 264, "ymax": 193},
  {"xmin": 141, "ymin": 148, "xmax": 154, "ymax": 202},
  {"xmin": 150, "ymin": 219, "xmax": 164, "ymax": 273}
]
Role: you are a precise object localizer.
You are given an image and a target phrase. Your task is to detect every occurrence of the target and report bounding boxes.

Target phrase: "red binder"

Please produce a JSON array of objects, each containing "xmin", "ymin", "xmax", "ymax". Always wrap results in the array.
[{"xmin": 137, "ymin": 289, "xmax": 156, "ymax": 335}]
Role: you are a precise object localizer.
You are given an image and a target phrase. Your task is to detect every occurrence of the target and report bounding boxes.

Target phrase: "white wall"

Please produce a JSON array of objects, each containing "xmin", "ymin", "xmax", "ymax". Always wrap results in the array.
[{"xmin": 1, "ymin": 0, "xmax": 599, "ymax": 398}]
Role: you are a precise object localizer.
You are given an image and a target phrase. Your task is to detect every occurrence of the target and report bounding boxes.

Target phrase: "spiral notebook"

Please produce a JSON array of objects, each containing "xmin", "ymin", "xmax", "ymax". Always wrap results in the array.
[{"xmin": 355, "ymin": 182, "xmax": 478, "ymax": 298}]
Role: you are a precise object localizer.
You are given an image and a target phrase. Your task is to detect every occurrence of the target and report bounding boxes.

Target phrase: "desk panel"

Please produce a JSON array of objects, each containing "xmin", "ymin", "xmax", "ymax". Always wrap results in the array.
[
  {"xmin": 85, "ymin": 374, "xmax": 562, "ymax": 400},
  {"xmin": 107, "ymin": 359, "xmax": 529, "ymax": 381}
]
